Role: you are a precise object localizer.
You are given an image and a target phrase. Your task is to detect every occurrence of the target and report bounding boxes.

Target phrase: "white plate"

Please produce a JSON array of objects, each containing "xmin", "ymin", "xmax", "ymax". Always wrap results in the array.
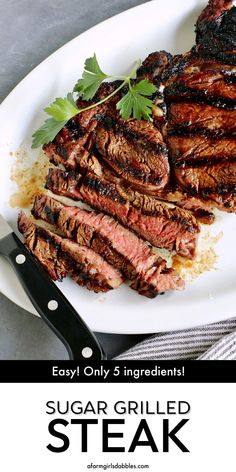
[{"xmin": 0, "ymin": 0, "xmax": 235, "ymax": 334}]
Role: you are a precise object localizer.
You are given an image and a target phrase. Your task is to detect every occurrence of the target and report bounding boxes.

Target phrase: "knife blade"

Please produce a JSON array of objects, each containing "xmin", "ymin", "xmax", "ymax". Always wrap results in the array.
[{"xmin": 0, "ymin": 214, "xmax": 106, "ymax": 360}]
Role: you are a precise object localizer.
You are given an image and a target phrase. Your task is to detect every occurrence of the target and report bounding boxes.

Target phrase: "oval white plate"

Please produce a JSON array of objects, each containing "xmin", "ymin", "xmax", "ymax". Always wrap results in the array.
[{"xmin": 0, "ymin": 0, "xmax": 235, "ymax": 334}]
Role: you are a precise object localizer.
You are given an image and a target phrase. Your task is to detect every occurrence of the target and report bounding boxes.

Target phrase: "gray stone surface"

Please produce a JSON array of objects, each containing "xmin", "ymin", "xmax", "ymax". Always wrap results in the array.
[{"xmin": 0, "ymin": 0, "xmax": 149, "ymax": 359}]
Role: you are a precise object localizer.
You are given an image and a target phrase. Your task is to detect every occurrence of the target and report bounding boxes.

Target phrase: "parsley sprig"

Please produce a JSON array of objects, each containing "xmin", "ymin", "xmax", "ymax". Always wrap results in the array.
[{"xmin": 32, "ymin": 54, "xmax": 157, "ymax": 149}]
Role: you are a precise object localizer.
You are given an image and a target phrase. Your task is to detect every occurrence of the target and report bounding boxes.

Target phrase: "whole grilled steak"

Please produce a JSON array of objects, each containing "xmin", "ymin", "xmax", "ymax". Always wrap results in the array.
[
  {"xmin": 142, "ymin": 0, "xmax": 236, "ymax": 209},
  {"xmin": 32, "ymin": 193, "xmax": 185, "ymax": 297},
  {"xmin": 45, "ymin": 168, "xmax": 200, "ymax": 258},
  {"xmin": 18, "ymin": 212, "xmax": 123, "ymax": 292}
]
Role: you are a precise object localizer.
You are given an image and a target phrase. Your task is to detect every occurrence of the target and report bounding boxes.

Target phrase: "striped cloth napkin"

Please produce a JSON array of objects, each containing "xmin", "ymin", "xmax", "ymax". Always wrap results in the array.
[{"xmin": 115, "ymin": 319, "xmax": 236, "ymax": 360}]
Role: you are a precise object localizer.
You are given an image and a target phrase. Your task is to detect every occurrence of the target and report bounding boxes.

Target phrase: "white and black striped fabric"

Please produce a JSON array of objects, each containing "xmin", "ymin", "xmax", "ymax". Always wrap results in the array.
[{"xmin": 115, "ymin": 319, "xmax": 236, "ymax": 360}]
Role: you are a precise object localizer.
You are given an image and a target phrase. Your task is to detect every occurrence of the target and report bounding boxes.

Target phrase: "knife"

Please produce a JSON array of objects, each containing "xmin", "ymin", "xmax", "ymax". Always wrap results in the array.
[{"xmin": 0, "ymin": 214, "xmax": 106, "ymax": 360}]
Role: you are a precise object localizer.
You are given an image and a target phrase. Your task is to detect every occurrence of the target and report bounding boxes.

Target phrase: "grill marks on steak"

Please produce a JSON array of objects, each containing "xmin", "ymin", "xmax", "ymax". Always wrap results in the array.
[
  {"xmin": 168, "ymin": 136, "xmax": 236, "ymax": 201},
  {"xmin": 18, "ymin": 212, "xmax": 123, "ymax": 292},
  {"xmin": 32, "ymin": 193, "xmax": 184, "ymax": 297},
  {"xmin": 175, "ymin": 161, "xmax": 236, "ymax": 200},
  {"xmin": 165, "ymin": 70, "xmax": 236, "ymax": 108},
  {"xmin": 94, "ymin": 116, "xmax": 170, "ymax": 192},
  {"xmin": 168, "ymin": 103, "xmax": 236, "ymax": 136},
  {"xmin": 168, "ymin": 136, "xmax": 236, "ymax": 167},
  {"xmin": 45, "ymin": 168, "xmax": 199, "ymax": 258}
]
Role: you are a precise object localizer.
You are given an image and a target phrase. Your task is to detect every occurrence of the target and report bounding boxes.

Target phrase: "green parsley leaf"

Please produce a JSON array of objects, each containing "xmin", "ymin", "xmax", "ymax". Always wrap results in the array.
[
  {"xmin": 115, "ymin": 93, "xmax": 133, "ymax": 120},
  {"xmin": 74, "ymin": 72, "xmax": 105, "ymax": 100},
  {"xmin": 116, "ymin": 80, "xmax": 157, "ymax": 121},
  {"xmin": 31, "ymin": 118, "xmax": 67, "ymax": 149},
  {"xmin": 74, "ymin": 53, "xmax": 108, "ymax": 100},
  {"xmin": 44, "ymin": 93, "xmax": 79, "ymax": 122},
  {"xmin": 84, "ymin": 54, "xmax": 107, "ymax": 76},
  {"xmin": 133, "ymin": 79, "xmax": 157, "ymax": 96}
]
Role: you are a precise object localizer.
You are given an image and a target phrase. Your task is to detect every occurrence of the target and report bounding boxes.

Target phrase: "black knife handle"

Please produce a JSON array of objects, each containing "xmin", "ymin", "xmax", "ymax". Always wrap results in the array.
[{"xmin": 0, "ymin": 232, "xmax": 106, "ymax": 360}]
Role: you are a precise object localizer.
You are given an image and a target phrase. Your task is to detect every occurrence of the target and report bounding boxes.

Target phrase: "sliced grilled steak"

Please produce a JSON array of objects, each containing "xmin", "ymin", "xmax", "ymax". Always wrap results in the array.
[
  {"xmin": 43, "ymin": 136, "xmax": 215, "ymax": 223},
  {"xmin": 18, "ymin": 212, "xmax": 123, "ymax": 293},
  {"xmin": 166, "ymin": 4, "xmax": 236, "ymax": 201},
  {"xmin": 43, "ymin": 80, "xmax": 170, "ymax": 194},
  {"xmin": 45, "ymin": 168, "xmax": 200, "ymax": 258},
  {"xmin": 32, "ymin": 193, "xmax": 184, "ymax": 297}
]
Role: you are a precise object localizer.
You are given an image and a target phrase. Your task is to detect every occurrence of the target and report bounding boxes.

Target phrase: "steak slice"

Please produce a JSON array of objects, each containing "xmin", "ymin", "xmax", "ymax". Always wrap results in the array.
[
  {"xmin": 165, "ymin": 70, "xmax": 236, "ymax": 108},
  {"xmin": 45, "ymin": 168, "xmax": 200, "ymax": 258},
  {"xmin": 174, "ymin": 160, "xmax": 236, "ymax": 200},
  {"xmin": 32, "ymin": 193, "xmax": 184, "ymax": 297},
  {"xmin": 168, "ymin": 103, "xmax": 236, "ymax": 135},
  {"xmin": 18, "ymin": 212, "xmax": 123, "ymax": 292},
  {"xmin": 94, "ymin": 115, "xmax": 170, "ymax": 192},
  {"xmin": 168, "ymin": 135, "xmax": 236, "ymax": 166}
]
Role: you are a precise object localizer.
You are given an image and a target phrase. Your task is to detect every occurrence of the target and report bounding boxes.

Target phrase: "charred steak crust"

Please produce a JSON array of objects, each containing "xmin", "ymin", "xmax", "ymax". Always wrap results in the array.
[
  {"xmin": 137, "ymin": 51, "xmax": 173, "ymax": 83},
  {"xmin": 196, "ymin": 1, "xmax": 236, "ymax": 53},
  {"xmin": 45, "ymin": 168, "xmax": 199, "ymax": 258},
  {"xmin": 18, "ymin": 212, "xmax": 123, "ymax": 293}
]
